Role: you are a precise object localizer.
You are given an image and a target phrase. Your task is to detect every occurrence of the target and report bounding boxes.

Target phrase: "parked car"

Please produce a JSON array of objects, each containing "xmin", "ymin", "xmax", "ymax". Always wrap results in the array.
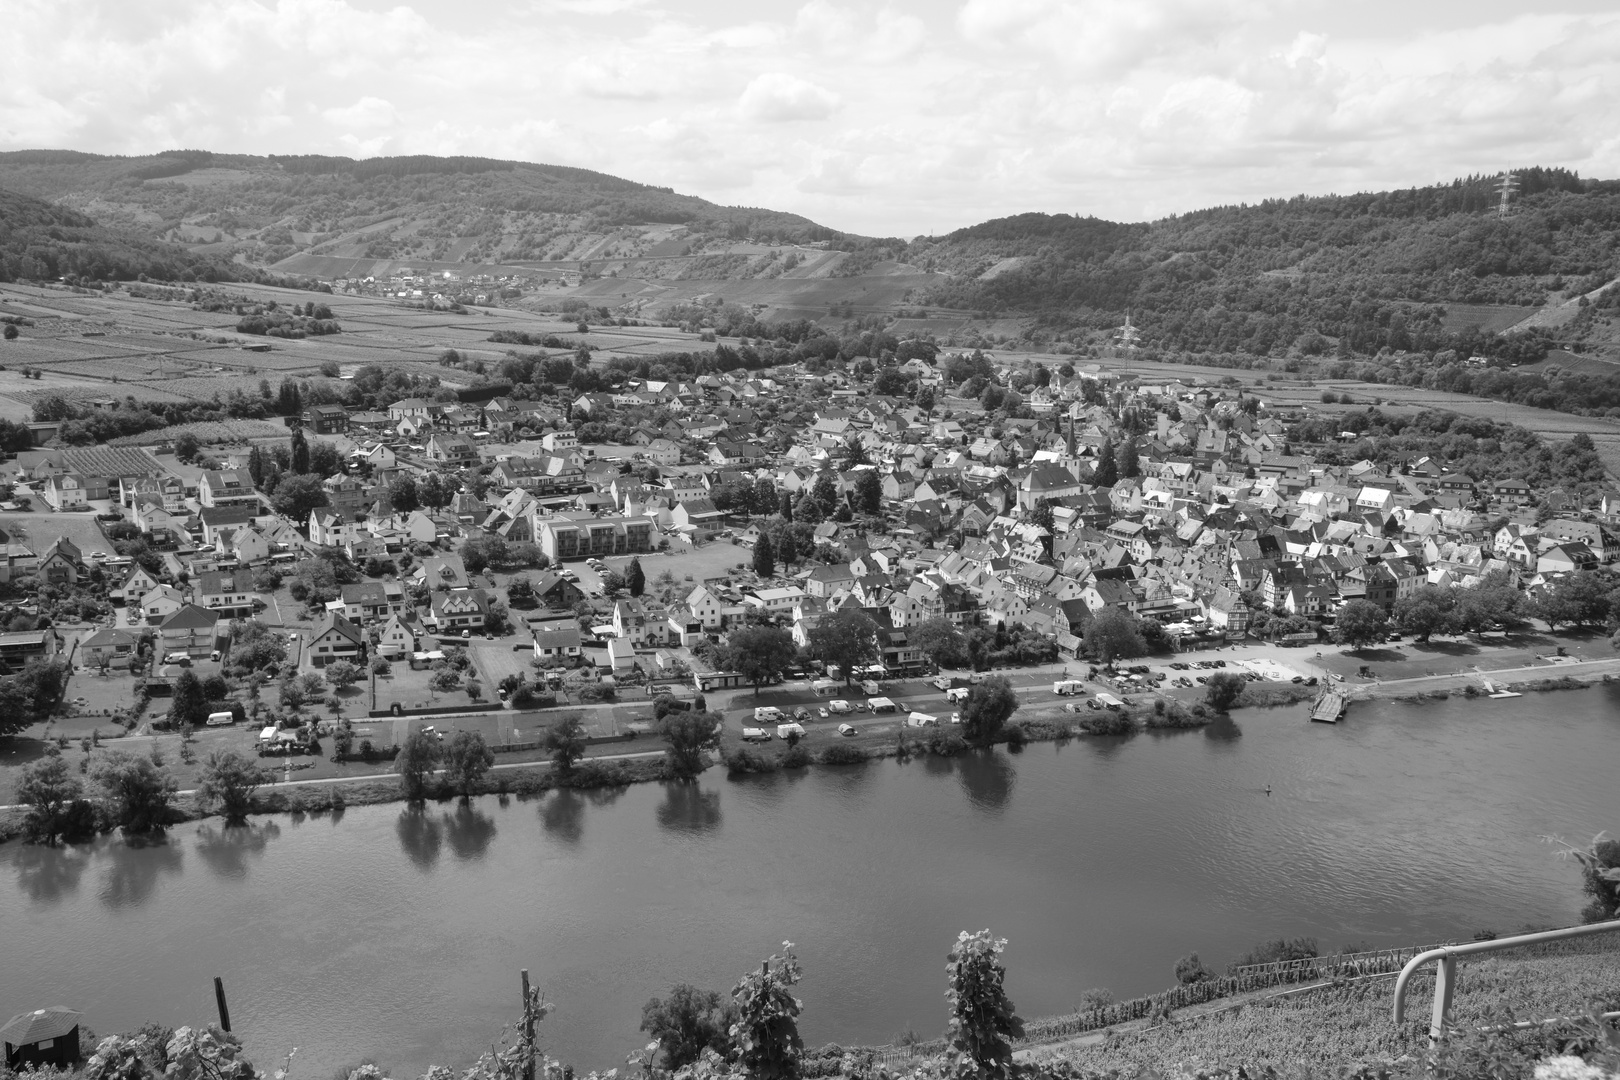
[{"xmin": 162, "ymin": 653, "xmax": 191, "ymax": 667}]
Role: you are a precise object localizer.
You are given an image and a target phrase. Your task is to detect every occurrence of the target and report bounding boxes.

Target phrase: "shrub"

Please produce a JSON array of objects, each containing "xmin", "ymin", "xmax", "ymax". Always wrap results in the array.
[
  {"xmin": 817, "ymin": 743, "xmax": 868, "ymax": 765},
  {"xmin": 1079, "ymin": 711, "xmax": 1134, "ymax": 736},
  {"xmin": 724, "ymin": 747, "xmax": 779, "ymax": 775},
  {"xmin": 924, "ymin": 728, "xmax": 968, "ymax": 757},
  {"xmin": 779, "ymin": 744, "xmax": 812, "ymax": 769},
  {"xmin": 1175, "ymin": 952, "xmax": 1215, "ymax": 984},
  {"xmin": 1230, "ymin": 936, "xmax": 1320, "ymax": 971}
]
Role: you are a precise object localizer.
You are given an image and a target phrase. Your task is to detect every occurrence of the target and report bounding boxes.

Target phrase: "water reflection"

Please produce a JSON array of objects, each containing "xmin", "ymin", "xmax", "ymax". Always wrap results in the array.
[
  {"xmin": 541, "ymin": 790, "xmax": 585, "ymax": 845},
  {"xmin": 396, "ymin": 807, "xmax": 442, "ymax": 870},
  {"xmin": 954, "ymin": 750, "xmax": 1015, "ymax": 813},
  {"xmin": 99, "ymin": 834, "xmax": 183, "ymax": 909},
  {"xmin": 14, "ymin": 841, "xmax": 90, "ymax": 904},
  {"xmin": 1204, "ymin": 716, "xmax": 1243, "ymax": 745},
  {"xmin": 656, "ymin": 784, "xmax": 721, "ymax": 833},
  {"xmin": 443, "ymin": 802, "xmax": 497, "ymax": 861},
  {"xmin": 195, "ymin": 820, "xmax": 283, "ymax": 880}
]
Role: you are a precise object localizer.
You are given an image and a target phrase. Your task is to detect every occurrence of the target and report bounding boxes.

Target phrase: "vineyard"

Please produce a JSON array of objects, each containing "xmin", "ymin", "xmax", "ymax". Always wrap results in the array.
[
  {"xmin": 108, "ymin": 419, "xmax": 290, "ymax": 446},
  {"xmin": 58, "ymin": 445, "xmax": 167, "ymax": 476}
]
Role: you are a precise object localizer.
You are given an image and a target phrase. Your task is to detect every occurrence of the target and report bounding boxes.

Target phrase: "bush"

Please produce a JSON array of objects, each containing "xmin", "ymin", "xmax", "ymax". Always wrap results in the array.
[
  {"xmin": 779, "ymin": 744, "xmax": 812, "ymax": 769},
  {"xmin": 924, "ymin": 728, "xmax": 968, "ymax": 757},
  {"xmin": 1079, "ymin": 711, "xmax": 1134, "ymax": 736},
  {"xmin": 724, "ymin": 747, "xmax": 779, "ymax": 775},
  {"xmin": 1175, "ymin": 952, "xmax": 1215, "ymax": 984},
  {"xmin": 1230, "ymin": 936, "xmax": 1320, "ymax": 971},
  {"xmin": 817, "ymin": 743, "xmax": 868, "ymax": 765}
]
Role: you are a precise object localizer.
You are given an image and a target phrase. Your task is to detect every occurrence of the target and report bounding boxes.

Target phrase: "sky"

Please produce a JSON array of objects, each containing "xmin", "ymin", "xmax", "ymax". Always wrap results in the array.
[{"xmin": 4, "ymin": 0, "xmax": 1620, "ymax": 236}]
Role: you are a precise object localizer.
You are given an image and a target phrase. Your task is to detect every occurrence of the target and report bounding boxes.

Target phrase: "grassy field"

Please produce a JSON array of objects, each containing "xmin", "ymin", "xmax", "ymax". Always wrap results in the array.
[{"xmin": 1, "ymin": 511, "xmax": 111, "ymax": 554}]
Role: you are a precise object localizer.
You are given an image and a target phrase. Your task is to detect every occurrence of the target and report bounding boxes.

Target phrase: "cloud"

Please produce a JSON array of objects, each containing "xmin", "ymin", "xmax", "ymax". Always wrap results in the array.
[
  {"xmin": 739, "ymin": 72, "xmax": 840, "ymax": 122},
  {"xmin": 530, "ymin": 0, "xmax": 649, "ymax": 13},
  {"xmin": 322, "ymin": 96, "xmax": 398, "ymax": 130}
]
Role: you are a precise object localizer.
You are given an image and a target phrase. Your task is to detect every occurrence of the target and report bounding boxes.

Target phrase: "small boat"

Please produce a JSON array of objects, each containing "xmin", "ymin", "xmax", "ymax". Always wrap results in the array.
[{"xmin": 1481, "ymin": 679, "xmax": 1522, "ymax": 700}]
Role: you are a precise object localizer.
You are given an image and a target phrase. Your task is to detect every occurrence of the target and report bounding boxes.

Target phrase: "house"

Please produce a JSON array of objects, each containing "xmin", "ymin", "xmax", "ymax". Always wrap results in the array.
[
  {"xmin": 79, "ymin": 627, "xmax": 141, "ymax": 670},
  {"xmin": 307, "ymin": 612, "xmax": 365, "ymax": 668},
  {"xmin": 426, "ymin": 433, "xmax": 478, "ymax": 466},
  {"xmin": 536, "ymin": 515, "xmax": 655, "ymax": 562},
  {"xmin": 323, "ymin": 475, "xmax": 373, "ymax": 519},
  {"xmin": 805, "ymin": 563, "xmax": 856, "ymax": 598},
  {"xmin": 121, "ymin": 474, "xmax": 186, "ymax": 511},
  {"xmin": 683, "ymin": 584, "xmax": 725, "ymax": 630},
  {"xmin": 1, "ymin": 1006, "xmax": 84, "ymax": 1071},
  {"xmin": 1538, "ymin": 541, "xmax": 1598, "ymax": 575},
  {"xmin": 198, "ymin": 470, "xmax": 257, "ymax": 508},
  {"xmin": 0, "ymin": 628, "xmax": 63, "ymax": 673},
  {"xmin": 199, "ymin": 505, "xmax": 259, "ymax": 547},
  {"xmin": 112, "ymin": 563, "xmax": 162, "ymax": 604},
  {"xmin": 157, "ymin": 604, "xmax": 221, "ymax": 657},
  {"xmin": 613, "ymin": 598, "xmax": 659, "ymax": 646},
  {"xmin": 309, "ymin": 510, "xmax": 357, "ymax": 548},
  {"xmin": 605, "ymin": 636, "xmax": 637, "ymax": 672},
  {"xmin": 430, "ymin": 588, "xmax": 489, "ymax": 632},
  {"xmin": 532, "ymin": 571, "xmax": 585, "ymax": 608},
  {"xmin": 38, "ymin": 539, "xmax": 81, "ymax": 584},
  {"xmin": 138, "ymin": 584, "xmax": 186, "ymax": 622},
  {"xmin": 195, "ymin": 571, "xmax": 256, "ymax": 618},
  {"xmin": 532, "ymin": 622, "xmax": 584, "ymax": 661},
  {"xmin": 41, "ymin": 474, "xmax": 106, "ymax": 510},
  {"xmin": 375, "ymin": 613, "xmax": 418, "ymax": 659},
  {"xmin": 340, "ymin": 582, "xmax": 394, "ymax": 621},
  {"xmin": 226, "ymin": 525, "xmax": 272, "ymax": 565},
  {"xmin": 388, "ymin": 398, "xmax": 443, "ymax": 424},
  {"xmin": 303, "ymin": 404, "xmax": 350, "ymax": 434},
  {"xmin": 643, "ymin": 438, "xmax": 681, "ymax": 466},
  {"xmin": 364, "ymin": 443, "xmax": 398, "ymax": 471},
  {"xmin": 414, "ymin": 554, "xmax": 470, "ymax": 591}
]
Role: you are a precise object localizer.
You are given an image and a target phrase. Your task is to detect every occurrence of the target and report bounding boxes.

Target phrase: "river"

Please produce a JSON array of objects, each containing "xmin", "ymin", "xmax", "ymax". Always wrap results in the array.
[{"xmin": 3, "ymin": 689, "xmax": 1617, "ymax": 1075}]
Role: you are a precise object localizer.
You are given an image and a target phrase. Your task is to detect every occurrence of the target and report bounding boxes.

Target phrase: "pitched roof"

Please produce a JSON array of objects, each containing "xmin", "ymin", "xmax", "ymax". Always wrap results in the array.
[
  {"xmin": 312, "ymin": 612, "xmax": 365, "ymax": 644},
  {"xmin": 1, "ymin": 1007, "xmax": 81, "ymax": 1046}
]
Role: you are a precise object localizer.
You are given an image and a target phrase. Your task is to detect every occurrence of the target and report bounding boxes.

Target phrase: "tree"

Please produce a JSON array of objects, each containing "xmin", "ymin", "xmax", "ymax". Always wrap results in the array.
[
  {"xmin": 729, "ymin": 942, "xmax": 804, "ymax": 1080},
  {"xmin": 959, "ymin": 675, "xmax": 1019, "ymax": 747},
  {"xmin": 388, "ymin": 474, "xmax": 420, "ymax": 513},
  {"xmin": 792, "ymin": 494, "xmax": 822, "ymax": 525},
  {"xmin": 1204, "ymin": 671, "xmax": 1246, "ymax": 712},
  {"xmin": 91, "ymin": 751, "xmax": 178, "ymax": 833},
  {"xmin": 507, "ymin": 576, "xmax": 536, "ymax": 607},
  {"xmin": 444, "ymin": 730, "xmax": 494, "ymax": 798},
  {"xmin": 542, "ymin": 714, "xmax": 588, "ymax": 775},
  {"xmin": 324, "ymin": 660, "xmax": 361, "ymax": 689},
  {"xmin": 910, "ymin": 617, "xmax": 968, "ymax": 668},
  {"xmin": 1028, "ymin": 498, "xmax": 1054, "ymax": 535},
  {"xmin": 1091, "ymin": 439, "xmax": 1117, "ymax": 487},
  {"xmin": 719, "ymin": 626, "xmax": 797, "ymax": 697},
  {"xmin": 779, "ymin": 490, "xmax": 794, "ymax": 521},
  {"xmin": 308, "ymin": 441, "xmax": 341, "ymax": 478},
  {"xmin": 945, "ymin": 930, "xmax": 1025, "ymax": 1078},
  {"xmin": 661, "ymin": 711, "xmax": 718, "ymax": 781},
  {"xmin": 810, "ymin": 471, "xmax": 839, "ymax": 516},
  {"xmin": 600, "ymin": 571, "xmax": 627, "ymax": 597},
  {"xmin": 1551, "ymin": 832, "xmax": 1620, "ymax": 923},
  {"xmin": 641, "ymin": 985, "xmax": 735, "ymax": 1070},
  {"xmin": 1175, "ymin": 953, "xmax": 1215, "ymax": 984},
  {"xmin": 807, "ymin": 609, "xmax": 879, "ymax": 683},
  {"xmin": 752, "ymin": 533, "xmax": 776, "ymax": 578},
  {"xmin": 17, "ymin": 753, "xmax": 86, "ymax": 844},
  {"xmin": 853, "ymin": 470, "xmax": 882, "ymax": 515},
  {"xmin": 1394, "ymin": 587, "xmax": 1456, "ymax": 642},
  {"xmin": 174, "ymin": 432, "xmax": 201, "ymax": 462},
  {"xmin": 290, "ymin": 427, "xmax": 310, "ymax": 474},
  {"xmin": 270, "ymin": 474, "xmax": 329, "ymax": 520},
  {"xmin": 841, "ymin": 435, "xmax": 870, "ymax": 468},
  {"xmin": 1116, "ymin": 438, "xmax": 1140, "ymax": 479},
  {"xmin": 776, "ymin": 530, "xmax": 799, "ymax": 573},
  {"xmin": 199, "ymin": 750, "xmax": 265, "ymax": 821},
  {"xmin": 461, "ymin": 535, "xmax": 508, "ymax": 576},
  {"xmin": 165, "ymin": 669, "xmax": 207, "ymax": 733},
  {"xmin": 1086, "ymin": 607, "xmax": 1146, "ymax": 662},
  {"xmin": 2, "ymin": 324, "xmax": 17, "ymax": 340},
  {"xmin": 397, "ymin": 729, "xmax": 439, "ymax": 801},
  {"xmin": 1333, "ymin": 600, "xmax": 1388, "ymax": 649},
  {"xmin": 626, "ymin": 558, "xmax": 646, "ymax": 597}
]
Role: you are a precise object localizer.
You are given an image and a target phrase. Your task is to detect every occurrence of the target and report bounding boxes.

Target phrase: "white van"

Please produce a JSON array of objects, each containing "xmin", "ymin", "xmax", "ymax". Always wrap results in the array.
[
  {"xmin": 1053, "ymin": 680, "xmax": 1086, "ymax": 696},
  {"xmin": 205, "ymin": 711, "xmax": 235, "ymax": 727},
  {"xmin": 741, "ymin": 727, "xmax": 773, "ymax": 742}
]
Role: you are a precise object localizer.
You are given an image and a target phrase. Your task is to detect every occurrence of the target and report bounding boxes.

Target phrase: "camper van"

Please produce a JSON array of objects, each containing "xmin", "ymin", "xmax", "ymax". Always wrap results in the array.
[
  {"xmin": 741, "ymin": 727, "xmax": 773, "ymax": 742},
  {"xmin": 867, "ymin": 697, "xmax": 897, "ymax": 714},
  {"xmin": 1053, "ymin": 680, "xmax": 1086, "ymax": 696},
  {"xmin": 753, "ymin": 706, "xmax": 784, "ymax": 722}
]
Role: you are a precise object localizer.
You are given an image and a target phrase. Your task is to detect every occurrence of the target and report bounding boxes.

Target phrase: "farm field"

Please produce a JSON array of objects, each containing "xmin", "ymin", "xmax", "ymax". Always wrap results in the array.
[{"xmin": 0, "ymin": 511, "xmax": 111, "ymax": 556}]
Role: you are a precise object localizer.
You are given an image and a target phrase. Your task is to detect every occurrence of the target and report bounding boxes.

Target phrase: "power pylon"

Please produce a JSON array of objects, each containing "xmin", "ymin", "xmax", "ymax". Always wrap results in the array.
[{"xmin": 1496, "ymin": 172, "xmax": 1519, "ymax": 218}]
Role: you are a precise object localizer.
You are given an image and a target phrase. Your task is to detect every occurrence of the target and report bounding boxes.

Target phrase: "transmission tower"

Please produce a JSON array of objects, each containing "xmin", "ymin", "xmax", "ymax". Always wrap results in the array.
[
  {"xmin": 1115, "ymin": 311, "xmax": 1140, "ymax": 351},
  {"xmin": 1495, "ymin": 171, "xmax": 1519, "ymax": 218}
]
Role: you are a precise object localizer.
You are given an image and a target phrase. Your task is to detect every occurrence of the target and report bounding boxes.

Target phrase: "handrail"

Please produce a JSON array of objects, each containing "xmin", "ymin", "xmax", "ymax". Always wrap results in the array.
[{"xmin": 1392, "ymin": 920, "xmax": 1620, "ymax": 1044}]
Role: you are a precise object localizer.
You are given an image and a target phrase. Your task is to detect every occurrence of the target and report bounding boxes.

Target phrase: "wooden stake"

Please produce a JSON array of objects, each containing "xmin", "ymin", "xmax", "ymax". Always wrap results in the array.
[
  {"xmin": 214, "ymin": 977, "xmax": 232, "ymax": 1032},
  {"xmin": 521, "ymin": 969, "xmax": 535, "ymax": 1080}
]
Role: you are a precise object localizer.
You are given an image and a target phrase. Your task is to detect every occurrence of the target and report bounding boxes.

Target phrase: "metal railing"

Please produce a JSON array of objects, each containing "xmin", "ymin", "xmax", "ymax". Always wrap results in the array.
[{"xmin": 1393, "ymin": 920, "xmax": 1620, "ymax": 1045}]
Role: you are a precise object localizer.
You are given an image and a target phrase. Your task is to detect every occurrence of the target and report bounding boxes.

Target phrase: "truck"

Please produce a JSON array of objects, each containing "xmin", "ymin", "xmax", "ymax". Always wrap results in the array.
[{"xmin": 1053, "ymin": 680, "xmax": 1086, "ymax": 696}]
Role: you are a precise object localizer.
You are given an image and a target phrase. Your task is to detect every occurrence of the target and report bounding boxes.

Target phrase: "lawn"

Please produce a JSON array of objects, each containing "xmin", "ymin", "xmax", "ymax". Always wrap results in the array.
[{"xmin": 1, "ymin": 511, "xmax": 112, "ymax": 556}]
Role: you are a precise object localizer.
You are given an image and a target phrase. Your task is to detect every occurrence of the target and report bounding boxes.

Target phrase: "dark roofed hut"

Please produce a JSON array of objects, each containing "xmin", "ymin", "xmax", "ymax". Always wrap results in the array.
[{"xmin": 2, "ymin": 1007, "xmax": 83, "ymax": 1069}]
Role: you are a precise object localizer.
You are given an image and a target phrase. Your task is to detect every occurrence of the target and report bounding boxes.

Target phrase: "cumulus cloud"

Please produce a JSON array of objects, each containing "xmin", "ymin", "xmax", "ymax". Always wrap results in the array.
[
  {"xmin": 738, "ymin": 72, "xmax": 840, "ymax": 122},
  {"xmin": 0, "ymin": 0, "xmax": 1618, "ymax": 236}
]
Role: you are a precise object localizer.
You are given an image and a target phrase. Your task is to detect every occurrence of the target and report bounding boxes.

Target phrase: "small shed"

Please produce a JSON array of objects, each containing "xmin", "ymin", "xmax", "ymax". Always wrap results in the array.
[{"xmin": 2, "ymin": 1007, "xmax": 82, "ymax": 1070}]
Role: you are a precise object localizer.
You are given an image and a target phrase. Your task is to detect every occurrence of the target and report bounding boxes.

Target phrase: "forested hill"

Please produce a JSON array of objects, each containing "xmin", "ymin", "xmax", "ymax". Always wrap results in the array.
[
  {"xmin": 0, "ymin": 150, "xmax": 836, "ymax": 270},
  {"xmin": 903, "ymin": 168, "xmax": 1620, "ymax": 361},
  {"xmin": 0, "ymin": 186, "xmax": 248, "ymax": 284}
]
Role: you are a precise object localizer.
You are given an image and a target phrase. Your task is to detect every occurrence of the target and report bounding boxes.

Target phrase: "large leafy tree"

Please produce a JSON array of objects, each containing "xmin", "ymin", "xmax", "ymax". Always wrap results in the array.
[
  {"xmin": 661, "ymin": 711, "xmax": 718, "ymax": 781},
  {"xmin": 959, "ymin": 675, "xmax": 1020, "ymax": 747},
  {"xmin": 542, "ymin": 714, "xmax": 588, "ymax": 775},
  {"xmin": 1203, "ymin": 671, "xmax": 1247, "ymax": 712},
  {"xmin": 807, "ymin": 608, "xmax": 880, "ymax": 683},
  {"xmin": 199, "ymin": 750, "xmax": 266, "ymax": 821},
  {"xmin": 169, "ymin": 669, "xmax": 208, "ymax": 731},
  {"xmin": 1333, "ymin": 600, "xmax": 1388, "ymax": 649},
  {"xmin": 17, "ymin": 753, "xmax": 86, "ymax": 844},
  {"xmin": 1394, "ymin": 585, "xmax": 1457, "ymax": 642},
  {"xmin": 290, "ymin": 427, "xmax": 310, "ymax": 474},
  {"xmin": 271, "ymin": 474, "xmax": 329, "ymax": 521},
  {"xmin": 718, "ymin": 626, "xmax": 798, "ymax": 697},
  {"xmin": 910, "ymin": 617, "xmax": 968, "ymax": 668},
  {"xmin": 810, "ymin": 471, "xmax": 839, "ymax": 516},
  {"xmin": 853, "ymin": 470, "xmax": 882, "ymax": 515},
  {"xmin": 444, "ymin": 730, "xmax": 494, "ymax": 798},
  {"xmin": 388, "ymin": 474, "xmax": 420, "ymax": 513},
  {"xmin": 91, "ymin": 751, "xmax": 178, "ymax": 834},
  {"xmin": 396, "ymin": 729, "xmax": 440, "ymax": 801},
  {"xmin": 1085, "ymin": 607, "xmax": 1146, "ymax": 662}
]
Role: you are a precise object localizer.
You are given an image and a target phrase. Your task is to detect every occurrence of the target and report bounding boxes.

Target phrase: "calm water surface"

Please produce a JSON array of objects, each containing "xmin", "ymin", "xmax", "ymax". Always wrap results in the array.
[{"xmin": 3, "ymin": 690, "xmax": 1617, "ymax": 1075}]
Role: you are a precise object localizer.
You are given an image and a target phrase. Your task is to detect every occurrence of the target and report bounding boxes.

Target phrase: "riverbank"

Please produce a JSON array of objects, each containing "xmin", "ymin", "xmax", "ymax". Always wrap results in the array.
[{"xmin": 3, "ymin": 650, "xmax": 1611, "ymax": 845}]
